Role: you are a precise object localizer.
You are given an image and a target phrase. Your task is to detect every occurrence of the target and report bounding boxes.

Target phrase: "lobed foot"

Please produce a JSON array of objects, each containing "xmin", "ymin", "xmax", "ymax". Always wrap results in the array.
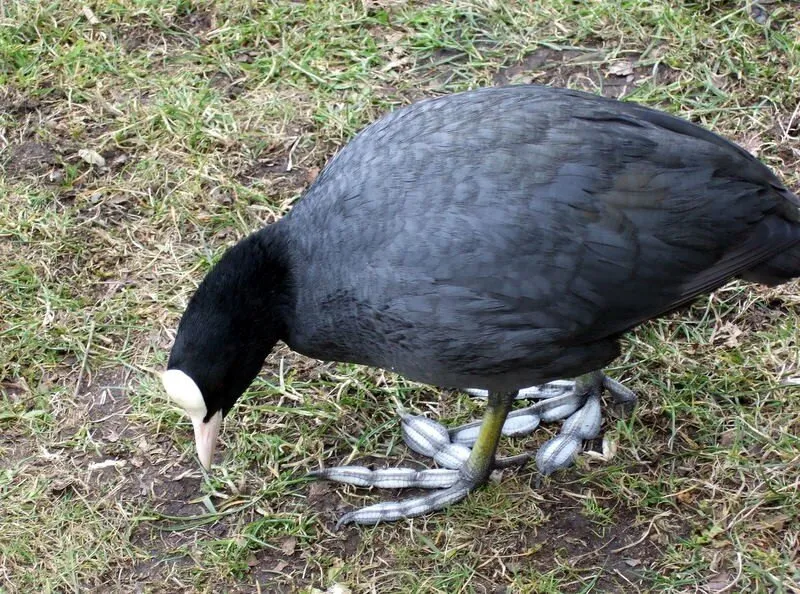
[
  {"xmin": 311, "ymin": 372, "xmax": 636, "ymax": 527},
  {"xmin": 328, "ymin": 474, "xmax": 476, "ymax": 528},
  {"xmin": 461, "ymin": 372, "xmax": 636, "ymax": 474}
]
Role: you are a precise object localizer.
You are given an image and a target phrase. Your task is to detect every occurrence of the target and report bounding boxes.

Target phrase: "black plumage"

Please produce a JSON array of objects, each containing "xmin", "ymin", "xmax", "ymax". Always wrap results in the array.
[{"xmin": 165, "ymin": 84, "xmax": 800, "ymax": 524}]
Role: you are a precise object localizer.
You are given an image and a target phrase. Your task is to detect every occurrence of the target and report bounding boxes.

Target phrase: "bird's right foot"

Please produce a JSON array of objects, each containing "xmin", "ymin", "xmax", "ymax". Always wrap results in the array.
[{"xmin": 457, "ymin": 372, "xmax": 636, "ymax": 474}]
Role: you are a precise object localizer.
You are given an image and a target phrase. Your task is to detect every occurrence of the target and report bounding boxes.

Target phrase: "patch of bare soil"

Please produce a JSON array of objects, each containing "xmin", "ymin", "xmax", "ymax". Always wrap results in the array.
[
  {"xmin": 1, "ymin": 89, "xmax": 133, "ymax": 192},
  {"xmin": 208, "ymin": 70, "xmax": 247, "ymax": 100},
  {"xmin": 4, "ymin": 141, "xmax": 58, "ymax": 178},
  {"xmin": 120, "ymin": 7, "xmax": 217, "ymax": 53},
  {"xmin": 53, "ymin": 370, "xmax": 201, "ymax": 585},
  {"xmin": 237, "ymin": 153, "xmax": 318, "ymax": 195},
  {"xmin": 525, "ymin": 495, "xmax": 674, "ymax": 592},
  {"xmin": 173, "ymin": 7, "xmax": 217, "ymax": 35},
  {"xmin": 60, "ymin": 364, "xmax": 335, "ymax": 593},
  {"xmin": 494, "ymin": 47, "xmax": 679, "ymax": 99}
]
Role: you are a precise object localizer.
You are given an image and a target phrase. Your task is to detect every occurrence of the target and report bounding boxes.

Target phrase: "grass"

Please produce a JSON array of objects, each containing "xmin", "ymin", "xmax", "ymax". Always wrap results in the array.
[{"xmin": 1, "ymin": 0, "xmax": 799, "ymax": 591}]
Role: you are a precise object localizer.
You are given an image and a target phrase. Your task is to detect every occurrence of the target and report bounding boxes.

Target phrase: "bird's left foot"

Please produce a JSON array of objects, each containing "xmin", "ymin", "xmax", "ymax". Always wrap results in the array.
[
  {"xmin": 311, "ymin": 372, "xmax": 636, "ymax": 527},
  {"xmin": 311, "ymin": 391, "xmax": 519, "ymax": 528}
]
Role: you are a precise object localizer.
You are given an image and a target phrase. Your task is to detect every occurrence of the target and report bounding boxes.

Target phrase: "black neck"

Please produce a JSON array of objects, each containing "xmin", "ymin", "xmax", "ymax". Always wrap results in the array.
[{"xmin": 167, "ymin": 223, "xmax": 294, "ymax": 413}]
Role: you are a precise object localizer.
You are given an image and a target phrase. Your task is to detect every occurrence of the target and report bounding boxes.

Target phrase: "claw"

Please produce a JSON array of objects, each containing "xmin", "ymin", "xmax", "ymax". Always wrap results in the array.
[{"xmin": 603, "ymin": 376, "xmax": 638, "ymax": 412}]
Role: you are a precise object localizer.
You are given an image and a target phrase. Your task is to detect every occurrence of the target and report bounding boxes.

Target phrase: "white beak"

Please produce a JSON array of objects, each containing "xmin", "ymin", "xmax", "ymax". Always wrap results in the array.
[
  {"xmin": 161, "ymin": 369, "xmax": 223, "ymax": 470},
  {"xmin": 192, "ymin": 410, "xmax": 222, "ymax": 470}
]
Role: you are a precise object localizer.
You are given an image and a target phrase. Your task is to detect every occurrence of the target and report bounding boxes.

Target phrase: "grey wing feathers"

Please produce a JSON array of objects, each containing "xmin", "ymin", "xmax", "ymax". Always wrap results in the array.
[
  {"xmin": 582, "ymin": 214, "xmax": 800, "ymax": 342},
  {"xmin": 297, "ymin": 84, "xmax": 800, "ymax": 352},
  {"xmin": 428, "ymin": 113, "xmax": 800, "ymax": 343}
]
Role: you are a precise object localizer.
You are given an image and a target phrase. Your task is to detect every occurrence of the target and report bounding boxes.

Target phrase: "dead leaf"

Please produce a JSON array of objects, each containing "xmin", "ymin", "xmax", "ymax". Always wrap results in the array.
[
  {"xmin": 383, "ymin": 31, "xmax": 404, "ymax": 46},
  {"xmin": 720, "ymin": 430, "xmax": 736, "ymax": 447},
  {"xmin": 280, "ymin": 536, "xmax": 297, "ymax": 555},
  {"xmin": 136, "ymin": 436, "xmax": 150, "ymax": 452},
  {"xmin": 381, "ymin": 56, "xmax": 413, "ymax": 73},
  {"xmin": 711, "ymin": 321, "xmax": 742, "ymax": 348},
  {"xmin": 706, "ymin": 571, "xmax": 732, "ymax": 592},
  {"xmin": 82, "ymin": 6, "xmax": 100, "ymax": 25},
  {"xmin": 602, "ymin": 436, "xmax": 617, "ymax": 460},
  {"xmin": 753, "ymin": 514, "xmax": 789, "ymax": 532},
  {"xmin": 624, "ymin": 558, "xmax": 641, "ymax": 567},
  {"xmin": 78, "ymin": 148, "xmax": 106, "ymax": 167},
  {"xmin": 608, "ymin": 60, "xmax": 635, "ymax": 77},
  {"xmin": 50, "ymin": 477, "xmax": 74, "ymax": 492},
  {"xmin": 308, "ymin": 481, "xmax": 332, "ymax": 498}
]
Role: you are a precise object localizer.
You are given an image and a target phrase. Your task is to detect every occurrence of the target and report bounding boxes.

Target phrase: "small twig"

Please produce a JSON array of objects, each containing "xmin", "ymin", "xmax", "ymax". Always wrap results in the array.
[
  {"xmin": 74, "ymin": 319, "xmax": 95, "ymax": 398},
  {"xmin": 610, "ymin": 511, "xmax": 670, "ymax": 554},
  {"xmin": 286, "ymin": 136, "xmax": 301, "ymax": 171},
  {"xmin": 715, "ymin": 552, "xmax": 744, "ymax": 593},
  {"xmin": 570, "ymin": 535, "xmax": 619, "ymax": 562},
  {"xmin": 89, "ymin": 405, "xmax": 132, "ymax": 424},
  {"xmin": 780, "ymin": 101, "xmax": 800, "ymax": 142}
]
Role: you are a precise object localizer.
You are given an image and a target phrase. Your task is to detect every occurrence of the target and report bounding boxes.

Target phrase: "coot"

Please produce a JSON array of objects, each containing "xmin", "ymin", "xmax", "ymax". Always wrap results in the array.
[{"xmin": 162, "ymin": 84, "xmax": 800, "ymax": 527}]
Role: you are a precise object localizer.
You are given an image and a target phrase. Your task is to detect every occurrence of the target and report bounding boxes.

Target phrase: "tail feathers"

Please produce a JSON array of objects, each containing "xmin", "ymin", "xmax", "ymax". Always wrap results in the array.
[{"xmin": 742, "ymin": 242, "xmax": 800, "ymax": 286}]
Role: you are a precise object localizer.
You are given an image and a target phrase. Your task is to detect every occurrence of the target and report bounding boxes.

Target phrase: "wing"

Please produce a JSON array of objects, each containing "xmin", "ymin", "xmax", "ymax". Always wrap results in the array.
[{"xmin": 290, "ymin": 85, "xmax": 800, "ymax": 379}]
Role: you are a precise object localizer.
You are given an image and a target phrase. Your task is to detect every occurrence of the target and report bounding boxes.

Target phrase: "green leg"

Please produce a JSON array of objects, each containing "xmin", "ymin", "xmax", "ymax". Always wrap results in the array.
[{"xmin": 459, "ymin": 391, "xmax": 516, "ymax": 483}]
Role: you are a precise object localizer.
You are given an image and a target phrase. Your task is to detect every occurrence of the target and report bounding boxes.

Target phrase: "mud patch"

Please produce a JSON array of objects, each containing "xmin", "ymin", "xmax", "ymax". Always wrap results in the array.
[
  {"xmin": 4, "ymin": 141, "xmax": 58, "ymax": 178},
  {"xmin": 208, "ymin": 70, "xmax": 247, "ymax": 100},
  {"xmin": 234, "ymin": 133, "xmax": 320, "ymax": 202},
  {"xmin": 174, "ymin": 7, "xmax": 217, "ymax": 35},
  {"xmin": 60, "ymin": 366, "xmax": 330, "ymax": 593},
  {"xmin": 523, "ymin": 496, "xmax": 676, "ymax": 591},
  {"xmin": 495, "ymin": 47, "xmax": 678, "ymax": 99},
  {"xmin": 120, "ymin": 7, "xmax": 216, "ymax": 54}
]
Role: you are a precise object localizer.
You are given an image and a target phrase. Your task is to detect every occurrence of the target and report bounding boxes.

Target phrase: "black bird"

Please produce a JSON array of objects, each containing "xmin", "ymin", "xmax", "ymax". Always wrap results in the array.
[{"xmin": 162, "ymin": 84, "xmax": 800, "ymax": 527}]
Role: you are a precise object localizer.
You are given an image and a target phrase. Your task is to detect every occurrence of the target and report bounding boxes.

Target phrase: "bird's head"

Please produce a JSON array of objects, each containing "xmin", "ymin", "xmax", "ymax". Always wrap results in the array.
[{"xmin": 162, "ymin": 227, "xmax": 290, "ymax": 469}]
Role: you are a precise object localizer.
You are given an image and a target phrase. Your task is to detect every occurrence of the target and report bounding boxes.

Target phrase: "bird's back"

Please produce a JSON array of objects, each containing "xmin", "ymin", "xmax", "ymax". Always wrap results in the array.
[{"xmin": 282, "ymin": 85, "xmax": 800, "ymax": 391}]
